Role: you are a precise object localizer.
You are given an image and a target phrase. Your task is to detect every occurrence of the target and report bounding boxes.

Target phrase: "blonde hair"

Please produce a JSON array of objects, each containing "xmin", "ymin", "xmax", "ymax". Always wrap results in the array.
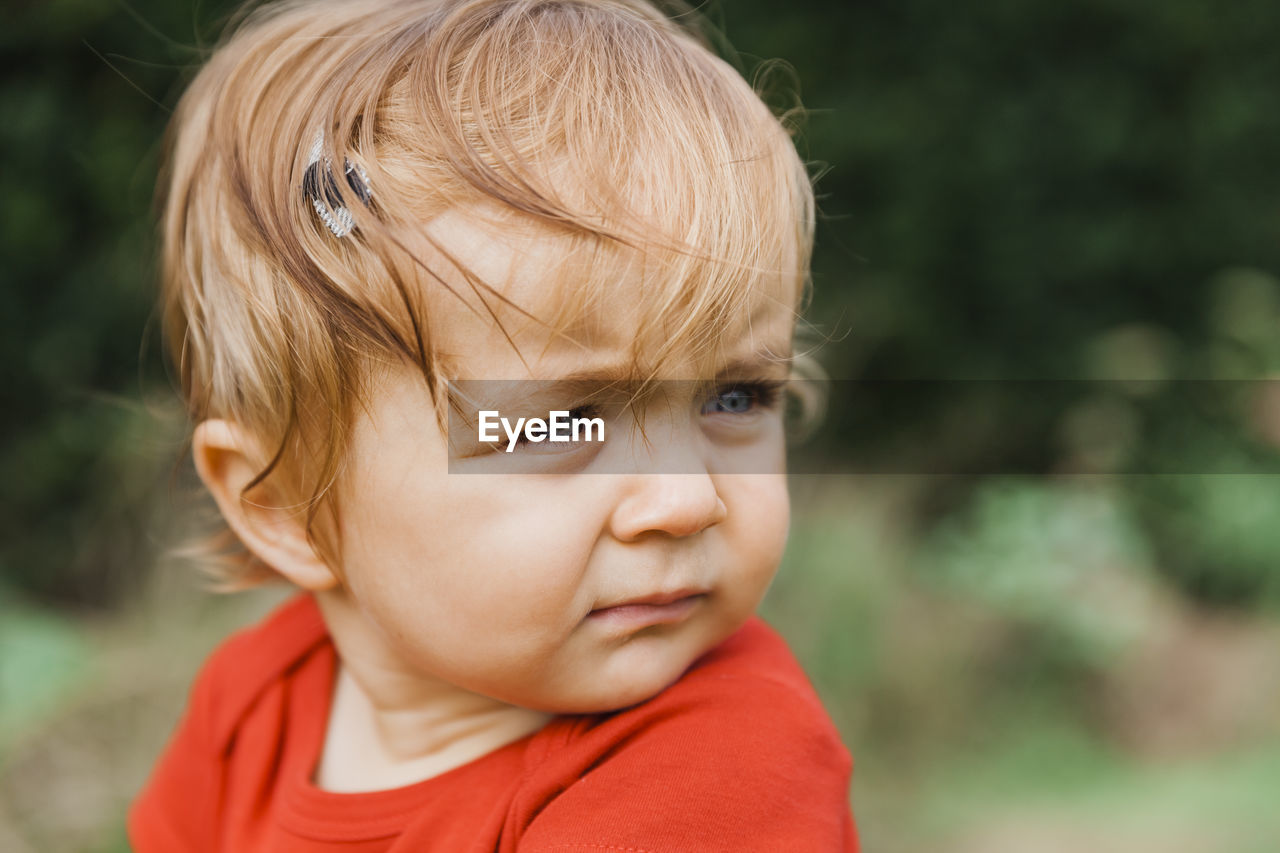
[{"xmin": 161, "ymin": 0, "xmax": 815, "ymax": 586}]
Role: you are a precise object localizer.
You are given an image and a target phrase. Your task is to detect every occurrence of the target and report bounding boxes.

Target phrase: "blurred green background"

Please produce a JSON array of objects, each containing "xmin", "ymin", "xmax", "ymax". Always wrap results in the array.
[{"xmin": 4, "ymin": 0, "xmax": 1280, "ymax": 850}]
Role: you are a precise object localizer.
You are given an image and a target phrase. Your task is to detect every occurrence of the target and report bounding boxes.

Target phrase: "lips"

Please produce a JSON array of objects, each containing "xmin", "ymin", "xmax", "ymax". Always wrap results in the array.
[
  {"xmin": 588, "ymin": 589, "xmax": 708, "ymax": 630},
  {"xmin": 595, "ymin": 588, "xmax": 707, "ymax": 610}
]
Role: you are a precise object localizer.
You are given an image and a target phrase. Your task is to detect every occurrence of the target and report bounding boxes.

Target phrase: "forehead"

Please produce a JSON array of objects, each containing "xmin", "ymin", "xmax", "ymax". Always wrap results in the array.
[{"xmin": 416, "ymin": 207, "xmax": 799, "ymax": 381}]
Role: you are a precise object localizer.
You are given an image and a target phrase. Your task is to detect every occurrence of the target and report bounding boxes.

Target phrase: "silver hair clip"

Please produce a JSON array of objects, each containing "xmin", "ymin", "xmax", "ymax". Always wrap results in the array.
[{"xmin": 303, "ymin": 130, "xmax": 373, "ymax": 238}]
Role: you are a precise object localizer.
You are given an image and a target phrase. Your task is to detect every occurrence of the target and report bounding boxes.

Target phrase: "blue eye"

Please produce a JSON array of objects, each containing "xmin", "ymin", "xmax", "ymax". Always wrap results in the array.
[
  {"xmin": 703, "ymin": 388, "xmax": 755, "ymax": 414},
  {"xmin": 700, "ymin": 382, "xmax": 785, "ymax": 416}
]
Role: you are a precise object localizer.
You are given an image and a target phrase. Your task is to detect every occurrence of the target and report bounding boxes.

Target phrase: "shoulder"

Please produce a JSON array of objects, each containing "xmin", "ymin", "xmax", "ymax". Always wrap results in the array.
[
  {"xmin": 620, "ymin": 616, "xmax": 850, "ymax": 763},
  {"xmin": 515, "ymin": 618, "xmax": 857, "ymax": 852},
  {"xmin": 194, "ymin": 592, "xmax": 330, "ymax": 752},
  {"xmin": 641, "ymin": 616, "xmax": 850, "ymax": 774},
  {"xmin": 680, "ymin": 615, "xmax": 839, "ymax": 715},
  {"xmin": 163, "ymin": 591, "xmax": 329, "ymax": 756}
]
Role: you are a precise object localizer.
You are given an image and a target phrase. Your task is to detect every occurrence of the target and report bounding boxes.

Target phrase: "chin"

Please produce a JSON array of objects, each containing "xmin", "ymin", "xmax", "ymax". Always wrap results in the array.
[
  {"xmin": 532, "ymin": 653, "xmax": 699, "ymax": 715},
  {"xmin": 561, "ymin": 678, "xmax": 682, "ymax": 715},
  {"xmin": 594, "ymin": 641, "xmax": 711, "ymax": 711},
  {"xmin": 519, "ymin": 619, "xmax": 732, "ymax": 714}
]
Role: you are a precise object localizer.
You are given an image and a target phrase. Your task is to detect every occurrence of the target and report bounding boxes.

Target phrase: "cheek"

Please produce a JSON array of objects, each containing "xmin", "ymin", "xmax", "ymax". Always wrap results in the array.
[
  {"xmin": 726, "ymin": 475, "xmax": 790, "ymax": 584},
  {"xmin": 340, "ymin": 474, "xmax": 610, "ymax": 632}
]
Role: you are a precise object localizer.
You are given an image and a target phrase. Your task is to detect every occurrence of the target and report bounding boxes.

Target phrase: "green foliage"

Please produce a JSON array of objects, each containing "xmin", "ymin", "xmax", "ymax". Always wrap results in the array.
[
  {"xmin": 1127, "ymin": 473, "xmax": 1280, "ymax": 605},
  {"xmin": 2, "ymin": 0, "xmax": 237, "ymax": 605},
  {"xmin": 725, "ymin": 0, "xmax": 1280, "ymax": 378},
  {"xmin": 915, "ymin": 479, "xmax": 1154, "ymax": 671}
]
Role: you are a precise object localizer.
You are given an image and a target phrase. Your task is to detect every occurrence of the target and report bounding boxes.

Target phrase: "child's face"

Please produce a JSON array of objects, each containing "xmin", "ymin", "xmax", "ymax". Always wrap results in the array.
[{"xmin": 328, "ymin": 211, "xmax": 796, "ymax": 713}]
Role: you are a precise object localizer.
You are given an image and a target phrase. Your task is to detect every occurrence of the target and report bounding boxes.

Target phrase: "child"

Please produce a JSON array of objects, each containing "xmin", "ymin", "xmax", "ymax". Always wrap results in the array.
[{"xmin": 129, "ymin": 0, "xmax": 858, "ymax": 849}]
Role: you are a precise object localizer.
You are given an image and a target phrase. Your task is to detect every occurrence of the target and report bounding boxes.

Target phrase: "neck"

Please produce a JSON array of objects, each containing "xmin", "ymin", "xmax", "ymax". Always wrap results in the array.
[{"xmin": 311, "ymin": 588, "xmax": 553, "ymax": 793}]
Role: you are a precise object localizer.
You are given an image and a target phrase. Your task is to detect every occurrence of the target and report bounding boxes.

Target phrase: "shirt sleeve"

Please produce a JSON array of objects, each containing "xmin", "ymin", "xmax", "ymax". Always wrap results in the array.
[{"xmin": 515, "ymin": 674, "xmax": 858, "ymax": 853}]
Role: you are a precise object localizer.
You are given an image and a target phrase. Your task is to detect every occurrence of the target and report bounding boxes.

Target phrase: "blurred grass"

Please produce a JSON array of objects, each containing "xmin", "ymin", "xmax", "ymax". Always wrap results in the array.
[
  {"xmin": 0, "ymin": 594, "xmax": 89, "ymax": 754},
  {"xmin": 890, "ymin": 726, "xmax": 1280, "ymax": 853}
]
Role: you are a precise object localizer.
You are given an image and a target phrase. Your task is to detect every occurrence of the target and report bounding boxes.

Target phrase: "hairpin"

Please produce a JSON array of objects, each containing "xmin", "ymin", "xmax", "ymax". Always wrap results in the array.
[{"xmin": 303, "ymin": 130, "xmax": 373, "ymax": 238}]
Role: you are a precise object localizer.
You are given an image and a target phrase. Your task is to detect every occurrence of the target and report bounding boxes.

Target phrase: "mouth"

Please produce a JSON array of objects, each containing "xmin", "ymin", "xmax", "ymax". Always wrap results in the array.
[{"xmin": 587, "ymin": 589, "xmax": 708, "ymax": 630}]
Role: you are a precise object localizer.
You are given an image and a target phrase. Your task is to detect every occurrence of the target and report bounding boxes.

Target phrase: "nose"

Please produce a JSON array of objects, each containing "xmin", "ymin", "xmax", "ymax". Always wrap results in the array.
[{"xmin": 608, "ymin": 473, "xmax": 728, "ymax": 541}]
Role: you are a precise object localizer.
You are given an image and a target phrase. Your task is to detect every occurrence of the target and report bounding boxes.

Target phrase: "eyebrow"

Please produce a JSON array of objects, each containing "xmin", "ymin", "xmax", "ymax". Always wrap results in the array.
[
  {"xmin": 446, "ymin": 343, "xmax": 795, "ymax": 426},
  {"xmin": 546, "ymin": 343, "xmax": 796, "ymax": 385},
  {"xmin": 712, "ymin": 346, "xmax": 795, "ymax": 380}
]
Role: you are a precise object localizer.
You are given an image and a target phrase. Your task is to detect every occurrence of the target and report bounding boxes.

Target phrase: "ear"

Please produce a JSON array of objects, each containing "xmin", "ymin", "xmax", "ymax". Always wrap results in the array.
[{"xmin": 192, "ymin": 419, "xmax": 340, "ymax": 592}]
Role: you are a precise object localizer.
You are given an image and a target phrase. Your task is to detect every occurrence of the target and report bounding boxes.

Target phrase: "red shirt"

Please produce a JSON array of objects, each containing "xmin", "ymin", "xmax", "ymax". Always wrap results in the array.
[{"xmin": 129, "ymin": 595, "xmax": 858, "ymax": 852}]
